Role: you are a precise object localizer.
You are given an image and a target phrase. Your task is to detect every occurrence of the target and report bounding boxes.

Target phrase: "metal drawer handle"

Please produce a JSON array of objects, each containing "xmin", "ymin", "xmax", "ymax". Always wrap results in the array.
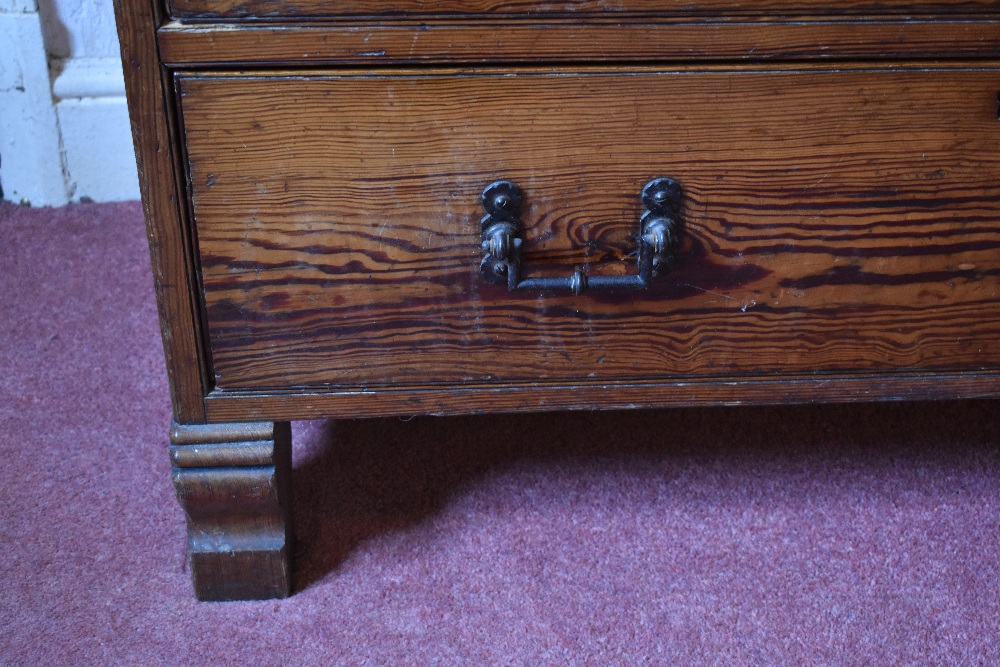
[{"xmin": 480, "ymin": 178, "xmax": 681, "ymax": 295}]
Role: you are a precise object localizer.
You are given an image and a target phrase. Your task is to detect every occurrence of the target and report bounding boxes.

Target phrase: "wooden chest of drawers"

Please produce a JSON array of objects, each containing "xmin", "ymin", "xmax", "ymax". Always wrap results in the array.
[{"xmin": 115, "ymin": 0, "xmax": 1000, "ymax": 600}]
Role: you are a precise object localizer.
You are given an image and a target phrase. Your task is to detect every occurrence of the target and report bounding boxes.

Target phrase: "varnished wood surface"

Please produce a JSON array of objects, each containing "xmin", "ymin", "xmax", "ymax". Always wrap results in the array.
[
  {"xmin": 158, "ymin": 19, "xmax": 1000, "ymax": 66},
  {"xmin": 167, "ymin": 0, "xmax": 1000, "ymax": 20},
  {"xmin": 171, "ymin": 421, "xmax": 293, "ymax": 600},
  {"xmin": 113, "ymin": 0, "xmax": 208, "ymax": 422},
  {"xmin": 179, "ymin": 67, "xmax": 1000, "ymax": 393},
  {"xmin": 169, "ymin": 420, "xmax": 276, "ymax": 445}
]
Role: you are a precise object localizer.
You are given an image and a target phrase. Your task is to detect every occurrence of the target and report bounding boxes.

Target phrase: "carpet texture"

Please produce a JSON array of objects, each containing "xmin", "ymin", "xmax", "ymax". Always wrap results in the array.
[{"xmin": 1, "ymin": 201, "xmax": 999, "ymax": 665}]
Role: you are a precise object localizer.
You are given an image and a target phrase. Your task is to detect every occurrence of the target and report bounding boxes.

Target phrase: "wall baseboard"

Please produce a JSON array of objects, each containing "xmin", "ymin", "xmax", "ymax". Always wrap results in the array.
[
  {"xmin": 53, "ymin": 57, "xmax": 127, "ymax": 99},
  {"xmin": 56, "ymin": 96, "xmax": 140, "ymax": 203},
  {"xmin": 53, "ymin": 57, "xmax": 140, "ymax": 203},
  {"xmin": 1, "ymin": 40, "xmax": 140, "ymax": 206}
]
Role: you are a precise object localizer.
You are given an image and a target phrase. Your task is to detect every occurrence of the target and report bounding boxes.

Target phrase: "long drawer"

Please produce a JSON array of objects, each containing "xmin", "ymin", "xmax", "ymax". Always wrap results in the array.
[{"xmin": 177, "ymin": 67, "xmax": 1000, "ymax": 392}]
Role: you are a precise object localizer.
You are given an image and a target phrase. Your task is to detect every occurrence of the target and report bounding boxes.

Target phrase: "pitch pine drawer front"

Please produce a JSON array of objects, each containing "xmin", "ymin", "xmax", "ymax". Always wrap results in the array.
[
  {"xmin": 166, "ymin": 0, "xmax": 1000, "ymax": 20},
  {"xmin": 178, "ymin": 67, "xmax": 1000, "ymax": 393}
]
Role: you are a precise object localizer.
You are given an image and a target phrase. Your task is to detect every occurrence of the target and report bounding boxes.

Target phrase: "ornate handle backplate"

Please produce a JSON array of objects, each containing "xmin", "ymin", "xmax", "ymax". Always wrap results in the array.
[{"xmin": 480, "ymin": 178, "xmax": 682, "ymax": 294}]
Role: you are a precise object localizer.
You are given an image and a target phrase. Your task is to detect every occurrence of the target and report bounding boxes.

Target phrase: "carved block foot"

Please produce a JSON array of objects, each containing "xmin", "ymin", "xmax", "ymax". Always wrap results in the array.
[{"xmin": 170, "ymin": 421, "xmax": 293, "ymax": 601}]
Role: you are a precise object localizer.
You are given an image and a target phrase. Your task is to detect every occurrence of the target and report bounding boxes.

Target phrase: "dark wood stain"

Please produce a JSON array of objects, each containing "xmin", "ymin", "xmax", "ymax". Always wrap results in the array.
[{"xmin": 170, "ymin": 421, "xmax": 293, "ymax": 601}]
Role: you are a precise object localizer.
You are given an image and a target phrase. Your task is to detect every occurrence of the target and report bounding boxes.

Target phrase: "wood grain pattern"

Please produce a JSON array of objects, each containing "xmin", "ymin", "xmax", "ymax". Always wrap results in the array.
[
  {"xmin": 166, "ymin": 0, "xmax": 1000, "ymax": 20},
  {"xmin": 157, "ymin": 19, "xmax": 1000, "ymax": 67},
  {"xmin": 113, "ymin": 0, "xmax": 209, "ymax": 422},
  {"xmin": 171, "ymin": 421, "xmax": 293, "ymax": 601},
  {"xmin": 178, "ymin": 67, "xmax": 1000, "ymax": 393}
]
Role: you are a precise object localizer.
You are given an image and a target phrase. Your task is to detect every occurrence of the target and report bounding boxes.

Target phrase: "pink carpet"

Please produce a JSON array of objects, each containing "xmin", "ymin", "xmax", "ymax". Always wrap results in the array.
[{"xmin": 2, "ymin": 201, "xmax": 999, "ymax": 664}]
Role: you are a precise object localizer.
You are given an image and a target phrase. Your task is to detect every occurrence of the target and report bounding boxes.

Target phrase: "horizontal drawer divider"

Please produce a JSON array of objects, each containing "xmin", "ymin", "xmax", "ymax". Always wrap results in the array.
[{"xmin": 158, "ymin": 20, "xmax": 1000, "ymax": 66}]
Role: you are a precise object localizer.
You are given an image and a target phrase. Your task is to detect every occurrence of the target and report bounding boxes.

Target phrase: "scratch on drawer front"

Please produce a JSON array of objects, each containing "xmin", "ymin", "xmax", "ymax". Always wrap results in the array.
[{"xmin": 679, "ymin": 283, "xmax": 737, "ymax": 302}]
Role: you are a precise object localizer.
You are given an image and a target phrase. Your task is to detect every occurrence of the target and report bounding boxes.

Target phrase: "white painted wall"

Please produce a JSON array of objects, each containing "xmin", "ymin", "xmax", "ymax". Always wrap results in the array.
[
  {"xmin": 1, "ymin": 0, "xmax": 67, "ymax": 205},
  {"xmin": 0, "ymin": 0, "xmax": 139, "ymax": 206},
  {"xmin": 38, "ymin": 0, "xmax": 121, "ymax": 59}
]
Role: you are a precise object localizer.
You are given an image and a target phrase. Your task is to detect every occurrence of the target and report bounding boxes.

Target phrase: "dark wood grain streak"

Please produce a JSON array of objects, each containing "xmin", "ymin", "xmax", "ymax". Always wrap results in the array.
[
  {"xmin": 114, "ymin": 0, "xmax": 208, "ymax": 422},
  {"xmin": 157, "ymin": 20, "xmax": 1000, "ymax": 66},
  {"xmin": 166, "ymin": 0, "xmax": 1000, "ymax": 20},
  {"xmin": 178, "ymin": 68, "xmax": 1000, "ymax": 392}
]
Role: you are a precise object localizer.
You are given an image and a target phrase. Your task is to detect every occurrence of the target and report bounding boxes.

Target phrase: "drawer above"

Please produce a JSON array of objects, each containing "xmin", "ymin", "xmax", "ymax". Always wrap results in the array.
[
  {"xmin": 177, "ymin": 67, "xmax": 1000, "ymax": 393},
  {"xmin": 167, "ymin": 0, "xmax": 1000, "ymax": 20}
]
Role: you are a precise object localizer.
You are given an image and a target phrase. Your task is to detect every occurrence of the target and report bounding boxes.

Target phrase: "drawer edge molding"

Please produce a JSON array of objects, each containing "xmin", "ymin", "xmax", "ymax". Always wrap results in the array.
[{"xmin": 204, "ymin": 372, "xmax": 1000, "ymax": 421}]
